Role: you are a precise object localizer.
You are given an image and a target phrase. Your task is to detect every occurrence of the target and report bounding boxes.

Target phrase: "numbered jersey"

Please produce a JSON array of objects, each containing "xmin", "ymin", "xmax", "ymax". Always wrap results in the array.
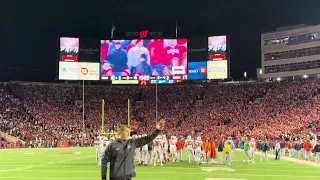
[
  {"xmin": 249, "ymin": 142, "xmax": 256, "ymax": 150},
  {"xmin": 185, "ymin": 139, "xmax": 194, "ymax": 149},
  {"xmin": 195, "ymin": 140, "xmax": 203, "ymax": 149},
  {"xmin": 153, "ymin": 139, "xmax": 163, "ymax": 149}
]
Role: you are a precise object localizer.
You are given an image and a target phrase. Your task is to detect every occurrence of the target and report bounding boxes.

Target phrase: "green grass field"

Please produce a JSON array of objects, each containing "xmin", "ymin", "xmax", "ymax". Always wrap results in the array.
[{"xmin": 0, "ymin": 147, "xmax": 319, "ymax": 180}]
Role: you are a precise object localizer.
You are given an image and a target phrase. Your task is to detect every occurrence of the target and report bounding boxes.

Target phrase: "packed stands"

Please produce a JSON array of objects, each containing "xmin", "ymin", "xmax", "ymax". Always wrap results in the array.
[{"xmin": 0, "ymin": 79, "xmax": 320, "ymax": 147}]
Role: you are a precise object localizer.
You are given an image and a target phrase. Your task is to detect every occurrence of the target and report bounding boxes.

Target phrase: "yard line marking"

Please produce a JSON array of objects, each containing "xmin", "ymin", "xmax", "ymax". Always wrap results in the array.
[
  {"xmin": 13, "ymin": 168, "xmax": 320, "ymax": 173},
  {"xmin": 0, "ymin": 155, "xmax": 94, "ymax": 173},
  {"xmin": 206, "ymin": 179, "xmax": 247, "ymax": 180},
  {"xmin": 0, "ymin": 178, "xmax": 168, "ymax": 180},
  {"xmin": 4, "ymin": 171, "xmax": 314, "ymax": 178}
]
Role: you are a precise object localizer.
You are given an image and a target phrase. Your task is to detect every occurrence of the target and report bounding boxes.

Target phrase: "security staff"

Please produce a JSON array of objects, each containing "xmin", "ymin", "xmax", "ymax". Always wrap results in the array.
[{"xmin": 101, "ymin": 120, "xmax": 165, "ymax": 180}]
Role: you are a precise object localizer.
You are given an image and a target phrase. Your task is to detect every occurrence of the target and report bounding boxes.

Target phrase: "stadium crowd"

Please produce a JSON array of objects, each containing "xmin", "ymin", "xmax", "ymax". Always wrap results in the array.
[{"xmin": 0, "ymin": 78, "xmax": 320, "ymax": 148}]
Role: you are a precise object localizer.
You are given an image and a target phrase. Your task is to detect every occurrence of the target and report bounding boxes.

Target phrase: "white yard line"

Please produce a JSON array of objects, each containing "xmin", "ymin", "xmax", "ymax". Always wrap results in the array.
[
  {"xmin": 0, "ymin": 155, "xmax": 94, "ymax": 173},
  {"xmin": 14, "ymin": 168, "xmax": 320, "ymax": 173},
  {"xmin": 0, "ymin": 178, "xmax": 168, "ymax": 180}
]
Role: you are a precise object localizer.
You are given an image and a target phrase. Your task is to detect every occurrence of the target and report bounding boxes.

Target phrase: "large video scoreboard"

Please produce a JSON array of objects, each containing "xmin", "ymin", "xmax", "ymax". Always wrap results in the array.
[{"xmin": 57, "ymin": 36, "xmax": 229, "ymax": 84}]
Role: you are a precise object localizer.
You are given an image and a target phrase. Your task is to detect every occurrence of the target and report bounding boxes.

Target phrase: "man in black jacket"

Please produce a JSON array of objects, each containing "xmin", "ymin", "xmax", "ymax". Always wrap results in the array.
[
  {"xmin": 101, "ymin": 120, "xmax": 165, "ymax": 180},
  {"xmin": 260, "ymin": 139, "xmax": 269, "ymax": 162}
]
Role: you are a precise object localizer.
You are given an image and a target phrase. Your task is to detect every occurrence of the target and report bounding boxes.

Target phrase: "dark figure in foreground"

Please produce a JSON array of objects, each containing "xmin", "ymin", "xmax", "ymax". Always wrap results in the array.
[{"xmin": 101, "ymin": 120, "xmax": 165, "ymax": 180}]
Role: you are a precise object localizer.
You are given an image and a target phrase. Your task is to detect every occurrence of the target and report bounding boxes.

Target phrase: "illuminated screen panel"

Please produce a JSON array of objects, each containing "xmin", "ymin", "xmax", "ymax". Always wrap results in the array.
[
  {"xmin": 207, "ymin": 60, "xmax": 228, "ymax": 79},
  {"xmin": 112, "ymin": 80, "xmax": 139, "ymax": 85},
  {"xmin": 60, "ymin": 37, "xmax": 79, "ymax": 61},
  {"xmin": 59, "ymin": 61, "xmax": 99, "ymax": 80},
  {"xmin": 149, "ymin": 80, "xmax": 176, "ymax": 84},
  {"xmin": 208, "ymin": 36, "xmax": 227, "ymax": 60},
  {"xmin": 100, "ymin": 39, "xmax": 187, "ymax": 80},
  {"xmin": 187, "ymin": 62, "xmax": 207, "ymax": 80}
]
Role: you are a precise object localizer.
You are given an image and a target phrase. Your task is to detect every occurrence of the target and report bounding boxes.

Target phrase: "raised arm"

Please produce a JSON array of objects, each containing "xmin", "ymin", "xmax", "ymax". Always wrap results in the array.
[
  {"xmin": 133, "ymin": 129, "xmax": 161, "ymax": 148},
  {"xmin": 133, "ymin": 120, "xmax": 165, "ymax": 148}
]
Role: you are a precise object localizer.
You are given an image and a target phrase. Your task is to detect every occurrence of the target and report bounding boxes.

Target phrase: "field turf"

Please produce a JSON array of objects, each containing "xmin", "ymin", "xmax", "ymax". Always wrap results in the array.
[{"xmin": 0, "ymin": 147, "xmax": 319, "ymax": 180}]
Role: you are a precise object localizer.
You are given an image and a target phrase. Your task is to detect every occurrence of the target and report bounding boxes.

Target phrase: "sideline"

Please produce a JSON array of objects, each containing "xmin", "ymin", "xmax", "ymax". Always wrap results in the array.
[{"xmin": 234, "ymin": 149, "xmax": 320, "ymax": 167}]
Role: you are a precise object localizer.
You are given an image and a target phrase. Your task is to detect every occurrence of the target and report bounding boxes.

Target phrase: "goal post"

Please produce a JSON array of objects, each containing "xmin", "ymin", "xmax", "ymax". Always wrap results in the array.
[{"xmin": 100, "ymin": 99, "xmax": 131, "ymax": 138}]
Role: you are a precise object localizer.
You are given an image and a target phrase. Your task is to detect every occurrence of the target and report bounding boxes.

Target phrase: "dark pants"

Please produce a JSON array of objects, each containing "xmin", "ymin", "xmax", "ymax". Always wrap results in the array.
[{"xmin": 275, "ymin": 149, "xmax": 280, "ymax": 160}]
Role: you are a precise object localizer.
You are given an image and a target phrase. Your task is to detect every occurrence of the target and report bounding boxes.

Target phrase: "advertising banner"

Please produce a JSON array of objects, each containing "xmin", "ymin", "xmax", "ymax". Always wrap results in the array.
[
  {"xmin": 187, "ymin": 62, "xmax": 207, "ymax": 80},
  {"xmin": 59, "ymin": 62, "xmax": 99, "ymax": 80},
  {"xmin": 207, "ymin": 60, "xmax": 228, "ymax": 79}
]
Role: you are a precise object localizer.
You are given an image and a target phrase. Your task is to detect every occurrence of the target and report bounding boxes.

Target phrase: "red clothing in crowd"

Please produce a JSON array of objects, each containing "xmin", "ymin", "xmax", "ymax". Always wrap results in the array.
[
  {"xmin": 286, "ymin": 142, "xmax": 292, "ymax": 150},
  {"xmin": 303, "ymin": 141, "xmax": 312, "ymax": 151},
  {"xmin": 147, "ymin": 40, "xmax": 164, "ymax": 66},
  {"xmin": 100, "ymin": 43, "xmax": 109, "ymax": 62},
  {"xmin": 163, "ymin": 44, "xmax": 186, "ymax": 65},
  {"xmin": 176, "ymin": 141, "xmax": 184, "ymax": 151},
  {"xmin": 210, "ymin": 141, "xmax": 217, "ymax": 159},
  {"xmin": 126, "ymin": 43, "xmax": 134, "ymax": 52}
]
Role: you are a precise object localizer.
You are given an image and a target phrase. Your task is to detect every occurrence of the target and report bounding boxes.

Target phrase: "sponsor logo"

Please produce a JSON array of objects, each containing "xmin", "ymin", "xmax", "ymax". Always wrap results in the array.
[
  {"xmin": 80, "ymin": 68, "xmax": 88, "ymax": 75},
  {"xmin": 140, "ymin": 80, "xmax": 148, "ymax": 86},
  {"xmin": 188, "ymin": 48, "xmax": 207, "ymax": 52},
  {"xmin": 199, "ymin": 67, "xmax": 207, "ymax": 74},
  {"xmin": 79, "ymin": 48, "xmax": 99, "ymax": 54},
  {"xmin": 59, "ymin": 62, "xmax": 99, "ymax": 80},
  {"xmin": 189, "ymin": 67, "xmax": 207, "ymax": 74},
  {"xmin": 126, "ymin": 31, "xmax": 163, "ymax": 38},
  {"xmin": 139, "ymin": 30, "xmax": 149, "ymax": 38},
  {"xmin": 172, "ymin": 76, "xmax": 181, "ymax": 80},
  {"xmin": 208, "ymin": 67, "xmax": 226, "ymax": 73}
]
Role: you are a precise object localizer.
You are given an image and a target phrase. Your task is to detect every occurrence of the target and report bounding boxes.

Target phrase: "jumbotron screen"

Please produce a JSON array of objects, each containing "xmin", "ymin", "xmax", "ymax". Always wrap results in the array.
[
  {"xmin": 208, "ymin": 36, "xmax": 227, "ymax": 60},
  {"xmin": 100, "ymin": 39, "xmax": 187, "ymax": 80},
  {"xmin": 60, "ymin": 37, "xmax": 79, "ymax": 61}
]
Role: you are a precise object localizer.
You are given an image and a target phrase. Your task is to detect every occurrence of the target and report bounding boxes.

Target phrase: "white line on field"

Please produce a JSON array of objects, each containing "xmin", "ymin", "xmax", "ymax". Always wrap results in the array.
[
  {"xmin": 128, "ymin": 172, "xmax": 320, "ymax": 178},
  {"xmin": 13, "ymin": 168, "xmax": 320, "ymax": 173},
  {"xmin": 0, "ymin": 165, "xmax": 312, "ymax": 169},
  {"xmin": 0, "ymin": 155, "xmax": 94, "ymax": 174},
  {"xmin": 4, "ymin": 172, "xmax": 315, "ymax": 178},
  {"xmin": 0, "ymin": 178, "xmax": 168, "ymax": 180}
]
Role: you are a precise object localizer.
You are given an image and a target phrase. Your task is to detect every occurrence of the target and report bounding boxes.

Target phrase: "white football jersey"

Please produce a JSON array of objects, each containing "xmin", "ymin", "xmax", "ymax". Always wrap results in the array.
[
  {"xmin": 195, "ymin": 140, "xmax": 203, "ymax": 149},
  {"xmin": 153, "ymin": 139, "xmax": 163, "ymax": 148},
  {"xmin": 185, "ymin": 139, "xmax": 194, "ymax": 149}
]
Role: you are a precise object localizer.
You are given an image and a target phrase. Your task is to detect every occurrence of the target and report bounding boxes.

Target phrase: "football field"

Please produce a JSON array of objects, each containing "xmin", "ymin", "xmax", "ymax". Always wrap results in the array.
[{"xmin": 0, "ymin": 147, "xmax": 319, "ymax": 180}]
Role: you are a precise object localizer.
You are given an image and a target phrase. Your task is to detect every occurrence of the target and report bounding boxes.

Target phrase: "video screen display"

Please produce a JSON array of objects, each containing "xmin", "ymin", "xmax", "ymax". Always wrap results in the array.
[
  {"xmin": 207, "ymin": 60, "xmax": 228, "ymax": 79},
  {"xmin": 188, "ymin": 62, "xmax": 207, "ymax": 80},
  {"xmin": 208, "ymin": 36, "xmax": 227, "ymax": 60},
  {"xmin": 100, "ymin": 39, "xmax": 187, "ymax": 80},
  {"xmin": 60, "ymin": 37, "xmax": 79, "ymax": 61}
]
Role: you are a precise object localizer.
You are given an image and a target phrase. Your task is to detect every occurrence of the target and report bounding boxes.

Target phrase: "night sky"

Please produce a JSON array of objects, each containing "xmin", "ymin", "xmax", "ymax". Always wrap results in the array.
[{"xmin": 2, "ymin": 0, "xmax": 320, "ymax": 82}]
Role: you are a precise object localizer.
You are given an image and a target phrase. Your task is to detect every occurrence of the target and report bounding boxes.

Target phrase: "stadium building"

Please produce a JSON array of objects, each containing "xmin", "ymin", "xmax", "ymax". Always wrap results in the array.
[{"xmin": 261, "ymin": 24, "xmax": 320, "ymax": 80}]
